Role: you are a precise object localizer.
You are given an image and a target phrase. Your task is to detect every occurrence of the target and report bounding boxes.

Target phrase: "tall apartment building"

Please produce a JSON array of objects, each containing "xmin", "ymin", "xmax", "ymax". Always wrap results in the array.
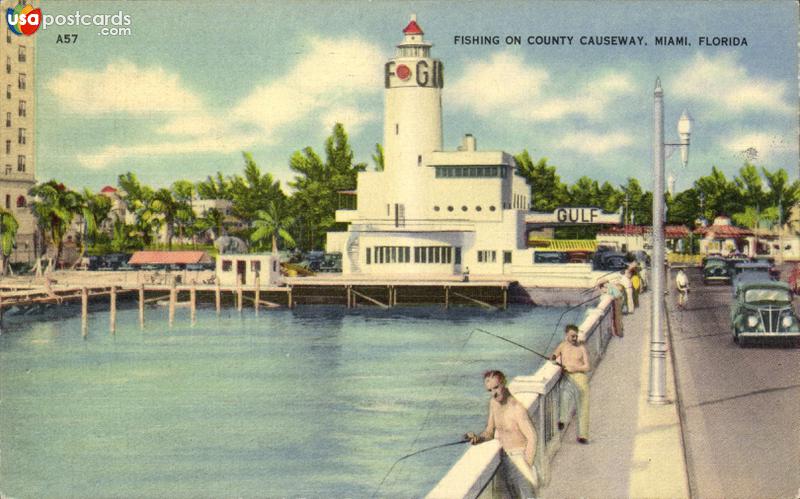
[{"xmin": 1, "ymin": 0, "xmax": 37, "ymax": 263}]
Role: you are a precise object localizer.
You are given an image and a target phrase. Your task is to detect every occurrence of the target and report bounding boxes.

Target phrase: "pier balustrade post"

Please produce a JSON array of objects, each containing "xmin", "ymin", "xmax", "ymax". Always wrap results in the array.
[
  {"xmin": 236, "ymin": 274, "xmax": 243, "ymax": 312},
  {"xmin": 254, "ymin": 277, "xmax": 260, "ymax": 315}
]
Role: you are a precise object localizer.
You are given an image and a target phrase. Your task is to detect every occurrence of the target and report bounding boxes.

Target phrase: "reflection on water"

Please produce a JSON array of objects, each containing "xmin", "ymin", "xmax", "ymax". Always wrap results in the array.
[{"xmin": 0, "ymin": 303, "xmax": 589, "ymax": 497}]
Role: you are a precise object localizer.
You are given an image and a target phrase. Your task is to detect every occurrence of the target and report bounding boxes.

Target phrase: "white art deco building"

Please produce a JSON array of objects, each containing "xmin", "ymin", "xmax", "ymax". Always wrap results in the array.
[{"xmin": 327, "ymin": 17, "xmax": 603, "ymax": 279}]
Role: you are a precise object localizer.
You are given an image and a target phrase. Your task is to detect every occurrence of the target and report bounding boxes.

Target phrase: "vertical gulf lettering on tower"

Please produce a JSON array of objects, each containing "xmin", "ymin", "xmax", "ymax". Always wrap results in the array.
[{"xmin": 6, "ymin": 1, "xmax": 41, "ymax": 36}]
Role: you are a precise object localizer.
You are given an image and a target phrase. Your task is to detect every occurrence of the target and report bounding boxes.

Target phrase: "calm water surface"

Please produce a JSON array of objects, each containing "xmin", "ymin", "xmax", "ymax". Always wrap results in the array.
[{"xmin": 0, "ymin": 302, "xmax": 588, "ymax": 498}]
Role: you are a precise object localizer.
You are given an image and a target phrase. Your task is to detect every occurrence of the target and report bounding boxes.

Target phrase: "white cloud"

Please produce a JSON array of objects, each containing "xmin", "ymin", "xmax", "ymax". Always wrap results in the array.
[
  {"xmin": 557, "ymin": 130, "xmax": 634, "ymax": 155},
  {"xmin": 449, "ymin": 53, "xmax": 635, "ymax": 122},
  {"xmin": 319, "ymin": 106, "xmax": 377, "ymax": 136},
  {"xmin": 721, "ymin": 131, "xmax": 795, "ymax": 163},
  {"xmin": 673, "ymin": 53, "xmax": 792, "ymax": 114},
  {"xmin": 232, "ymin": 36, "xmax": 383, "ymax": 134},
  {"xmin": 47, "ymin": 60, "xmax": 203, "ymax": 115},
  {"xmin": 60, "ymin": 36, "xmax": 383, "ymax": 169},
  {"xmin": 77, "ymin": 133, "xmax": 261, "ymax": 170}
]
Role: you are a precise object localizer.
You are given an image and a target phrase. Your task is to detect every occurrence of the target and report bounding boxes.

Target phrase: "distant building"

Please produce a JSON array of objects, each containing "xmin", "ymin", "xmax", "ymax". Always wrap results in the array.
[{"xmin": 1, "ymin": 1, "xmax": 37, "ymax": 262}]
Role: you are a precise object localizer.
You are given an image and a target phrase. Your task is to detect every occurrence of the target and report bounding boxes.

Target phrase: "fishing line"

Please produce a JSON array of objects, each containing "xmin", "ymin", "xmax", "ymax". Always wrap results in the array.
[
  {"xmin": 371, "ymin": 437, "xmax": 469, "ymax": 498},
  {"xmin": 380, "ymin": 327, "xmax": 476, "ymax": 494}
]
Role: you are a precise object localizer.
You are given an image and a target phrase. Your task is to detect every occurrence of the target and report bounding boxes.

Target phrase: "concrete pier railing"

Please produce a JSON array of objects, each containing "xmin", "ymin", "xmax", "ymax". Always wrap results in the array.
[{"xmin": 427, "ymin": 295, "xmax": 616, "ymax": 499}]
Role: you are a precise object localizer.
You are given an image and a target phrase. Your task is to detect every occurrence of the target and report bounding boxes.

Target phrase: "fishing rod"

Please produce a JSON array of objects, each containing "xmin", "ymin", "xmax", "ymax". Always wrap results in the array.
[
  {"xmin": 474, "ymin": 327, "xmax": 553, "ymax": 362},
  {"xmin": 371, "ymin": 437, "xmax": 469, "ymax": 498}
]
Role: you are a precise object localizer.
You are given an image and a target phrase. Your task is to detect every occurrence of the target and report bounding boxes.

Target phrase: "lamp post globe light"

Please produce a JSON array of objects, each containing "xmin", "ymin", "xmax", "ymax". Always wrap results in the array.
[{"xmin": 650, "ymin": 78, "xmax": 691, "ymax": 405}]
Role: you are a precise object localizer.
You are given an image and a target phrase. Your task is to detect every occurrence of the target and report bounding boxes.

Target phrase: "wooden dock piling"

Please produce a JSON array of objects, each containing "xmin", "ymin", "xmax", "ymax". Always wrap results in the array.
[
  {"xmin": 254, "ymin": 278, "xmax": 260, "ymax": 314},
  {"xmin": 215, "ymin": 281, "xmax": 221, "ymax": 315},
  {"xmin": 169, "ymin": 282, "xmax": 177, "ymax": 326},
  {"xmin": 138, "ymin": 284, "xmax": 145, "ymax": 328},
  {"xmin": 109, "ymin": 286, "xmax": 117, "ymax": 334},
  {"xmin": 236, "ymin": 275, "xmax": 243, "ymax": 312},
  {"xmin": 190, "ymin": 285, "xmax": 197, "ymax": 324},
  {"xmin": 81, "ymin": 287, "xmax": 88, "ymax": 337}
]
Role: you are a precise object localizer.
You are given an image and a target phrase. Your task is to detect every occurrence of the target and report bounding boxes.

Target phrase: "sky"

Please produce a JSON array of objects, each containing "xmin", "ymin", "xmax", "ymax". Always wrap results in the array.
[{"xmin": 29, "ymin": 0, "xmax": 800, "ymax": 194}]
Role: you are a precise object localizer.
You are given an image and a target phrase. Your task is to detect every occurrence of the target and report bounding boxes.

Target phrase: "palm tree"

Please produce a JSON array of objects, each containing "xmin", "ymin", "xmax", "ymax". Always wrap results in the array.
[
  {"xmin": 0, "ymin": 209, "xmax": 18, "ymax": 275},
  {"xmin": 196, "ymin": 207, "xmax": 226, "ymax": 240},
  {"xmin": 72, "ymin": 189, "xmax": 112, "ymax": 268},
  {"xmin": 250, "ymin": 201, "xmax": 295, "ymax": 254},
  {"xmin": 29, "ymin": 181, "xmax": 81, "ymax": 265}
]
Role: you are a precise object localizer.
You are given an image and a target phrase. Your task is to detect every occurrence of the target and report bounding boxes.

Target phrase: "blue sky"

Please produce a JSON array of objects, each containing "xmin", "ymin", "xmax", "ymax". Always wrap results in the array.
[{"xmin": 34, "ymin": 0, "xmax": 799, "ymax": 193}]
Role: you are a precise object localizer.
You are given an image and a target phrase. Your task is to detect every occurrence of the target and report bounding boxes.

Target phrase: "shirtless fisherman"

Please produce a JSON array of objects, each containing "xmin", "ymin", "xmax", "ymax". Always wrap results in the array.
[
  {"xmin": 465, "ymin": 370, "xmax": 538, "ymax": 498},
  {"xmin": 551, "ymin": 324, "xmax": 591, "ymax": 444}
]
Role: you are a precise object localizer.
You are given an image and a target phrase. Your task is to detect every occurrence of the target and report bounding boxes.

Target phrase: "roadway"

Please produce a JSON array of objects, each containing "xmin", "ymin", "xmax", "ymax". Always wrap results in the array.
[{"xmin": 667, "ymin": 267, "xmax": 800, "ymax": 498}]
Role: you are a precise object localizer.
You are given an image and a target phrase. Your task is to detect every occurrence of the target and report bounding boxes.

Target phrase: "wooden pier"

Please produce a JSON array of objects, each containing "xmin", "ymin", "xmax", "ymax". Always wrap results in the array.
[{"xmin": 0, "ymin": 275, "xmax": 515, "ymax": 333}]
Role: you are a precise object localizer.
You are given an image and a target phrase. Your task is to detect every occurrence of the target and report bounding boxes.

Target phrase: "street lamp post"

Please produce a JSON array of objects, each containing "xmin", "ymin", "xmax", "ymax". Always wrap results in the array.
[{"xmin": 650, "ymin": 78, "xmax": 692, "ymax": 404}]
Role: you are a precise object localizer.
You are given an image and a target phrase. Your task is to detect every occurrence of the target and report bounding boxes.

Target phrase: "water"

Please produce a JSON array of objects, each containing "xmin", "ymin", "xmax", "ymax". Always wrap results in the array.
[{"xmin": 0, "ymin": 302, "xmax": 587, "ymax": 498}]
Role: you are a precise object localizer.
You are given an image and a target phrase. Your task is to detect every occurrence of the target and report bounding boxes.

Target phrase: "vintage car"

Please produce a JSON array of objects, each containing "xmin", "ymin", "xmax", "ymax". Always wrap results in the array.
[
  {"xmin": 731, "ymin": 262, "xmax": 774, "ymax": 293},
  {"xmin": 751, "ymin": 255, "xmax": 780, "ymax": 280},
  {"xmin": 730, "ymin": 279, "xmax": 800, "ymax": 347},
  {"xmin": 592, "ymin": 247, "xmax": 629, "ymax": 271},
  {"xmin": 702, "ymin": 256, "xmax": 731, "ymax": 284}
]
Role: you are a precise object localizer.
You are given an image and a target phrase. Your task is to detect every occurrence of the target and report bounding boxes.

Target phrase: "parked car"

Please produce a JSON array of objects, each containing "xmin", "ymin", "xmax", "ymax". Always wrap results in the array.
[
  {"xmin": 318, "ymin": 253, "xmax": 342, "ymax": 273},
  {"xmin": 730, "ymin": 279, "xmax": 800, "ymax": 347},
  {"xmin": 702, "ymin": 256, "xmax": 731, "ymax": 285},
  {"xmin": 534, "ymin": 251, "xmax": 569, "ymax": 264},
  {"xmin": 731, "ymin": 261, "xmax": 774, "ymax": 294},
  {"xmin": 751, "ymin": 255, "xmax": 780, "ymax": 280},
  {"xmin": 592, "ymin": 247, "xmax": 629, "ymax": 271}
]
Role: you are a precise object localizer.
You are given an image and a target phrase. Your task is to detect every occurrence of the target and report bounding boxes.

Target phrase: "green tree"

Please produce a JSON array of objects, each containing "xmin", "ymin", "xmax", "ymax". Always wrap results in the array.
[
  {"xmin": 733, "ymin": 163, "xmax": 765, "ymax": 209},
  {"xmin": 229, "ymin": 152, "xmax": 286, "ymax": 224},
  {"xmin": 73, "ymin": 189, "xmax": 112, "ymax": 267},
  {"xmin": 0, "ymin": 208, "xmax": 18, "ymax": 274},
  {"xmin": 372, "ymin": 143, "xmax": 385, "ymax": 171},
  {"xmin": 514, "ymin": 151, "xmax": 568, "ymax": 211},
  {"xmin": 196, "ymin": 172, "xmax": 233, "ymax": 200},
  {"xmin": 196, "ymin": 207, "xmax": 227, "ymax": 240},
  {"xmin": 117, "ymin": 172, "xmax": 159, "ymax": 246},
  {"xmin": 250, "ymin": 201, "xmax": 296, "ymax": 253},
  {"xmin": 693, "ymin": 166, "xmax": 739, "ymax": 219},
  {"xmin": 762, "ymin": 167, "xmax": 800, "ymax": 224},
  {"xmin": 29, "ymin": 180, "xmax": 81, "ymax": 264},
  {"xmin": 289, "ymin": 123, "xmax": 366, "ymax": 250}
]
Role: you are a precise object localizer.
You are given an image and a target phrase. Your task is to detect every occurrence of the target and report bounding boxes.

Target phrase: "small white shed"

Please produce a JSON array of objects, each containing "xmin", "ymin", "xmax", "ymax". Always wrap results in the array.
[{"xmin": 216, "ymin": 254, "xmax": 281, "ymax": 286}]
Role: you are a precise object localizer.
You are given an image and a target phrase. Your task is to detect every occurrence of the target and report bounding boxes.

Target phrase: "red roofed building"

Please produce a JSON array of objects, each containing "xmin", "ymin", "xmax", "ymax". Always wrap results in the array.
[
  {"xmin": 403, "ymin": 17, "xmax": 423, "ymax": 35},
  {"xmin": 129, "ymin": 250, "xmax": 213, "ymax": 266},
  {"xmin": 693, "ymin": 216, "xmax": 754, "ymax": 256},
  {"xmin": 597, "ymin": 224, "xmax": 691, "ymax": 253}
]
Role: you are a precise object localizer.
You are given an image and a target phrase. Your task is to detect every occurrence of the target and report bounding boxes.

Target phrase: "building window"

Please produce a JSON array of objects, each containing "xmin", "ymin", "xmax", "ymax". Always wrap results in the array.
[
  {"xmin": 222, "ymin": 260, "xmax": 232, "ymax": 271},
  {"xmin": 395, "ymin": 123, "xmax": 399, "ymax": 135},
  {"xmin": 417, "ymin": 155, "xmax": 422, "ymax": 166},
  {"xmin": 16, "ymin": 195, "xmax": 25, "ymax": 208},
  {"xmin": 18, "ymin": 100, "xmax": 26, "ymax": 117},
  {"xmin": 5, "ymin": 112, "xmax": 9, "ymax": 127},
  {"xmin": 18, "ymin": 73, "xmax": 25, "ymax": 90},
  {"xmin": 373, "ymin": 246, "xmax": 410, "ymax": 264},
  {"xmin": 435, "ymin": 166, "xmax": 502, "ymax": 178},
  {"xmin": 366, "ymin": 248, "xmax": 371, "ymax": 265},
  {"xmin": 477, "ymin": 250, "xmax": 497, "ymax": 263},
  {"xmin": 447, "ymin": 206, "xmax": 453, "ymax": 212},
  {"xmin": 475, "ymin": 206, "xmax": 482, "ymax": 211},
  {"xmin": 489, "ymin": 205, "xmax": 496, "ymax": 211},
  {"xmin": 18, "ymin": 128, "xmax": 25, "ymax": 144},
  {"xmin": 433, "ymin": 206, "xmax": 440, "ymax": 211},
  {"xmin": 5, "ymin": 56, "xmax": 10, "ymax": 74},
  {"xmin": 5, "ymin": 84, "xmax": 10, "ymax": 99},
  {"xmin": 503, "ymin": 251, "xmax": 512, "ymax": 264},
  {"xmin": 5, "ymin": 140, "xmax": 10, "ymax": 154},
  {"xmin": 250, "ymin": 261, "xmax": 261, "ymax": 272},
  {"xmin": 461, "ymin": 206, "xmax": 468, "ymax": 211},
  {"xmin": 414, "ymin": 246, "xmax": 452, "ymax": 264},
  {"xmin": 454, "ymin": 247, "xmax": 462, "ymax": 265},
  {"xmin": 4, "ymin": 164, "xmax": 10, "ymax": 175},
  {"xmin": 18, "ymin": 46, "xmax": 25, "ymax": 63},
  {"xmin": 4, "ymin": 194, "xmax": 9, "ymax": 209},
  {"xmin": 17, "ymin": 155, "xmax": 24, "ymax": 172}
]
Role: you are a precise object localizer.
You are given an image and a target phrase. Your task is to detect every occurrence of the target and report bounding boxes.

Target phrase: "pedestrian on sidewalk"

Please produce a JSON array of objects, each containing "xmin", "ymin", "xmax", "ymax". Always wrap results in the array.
[
  {"xmin": 598, "ymin": 280, "xmax": 624, "ymax": 337},
  {"xmin": 675, "ymin": 268, "xmax": 690, "ymax": 309},
  {"xmin": 551, "ymin": 325, "xmax": 591, "ymax": 444},
  {"xmin": 465, "ymin": 370, "xmax": 539, "ymax": 498}
]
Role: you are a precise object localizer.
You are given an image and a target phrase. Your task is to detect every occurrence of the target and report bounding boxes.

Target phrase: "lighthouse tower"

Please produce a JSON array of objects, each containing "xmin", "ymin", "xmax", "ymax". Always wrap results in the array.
[{"xmin": 383, "ymin": 15, "xmax": 443, "ymax": 218}]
